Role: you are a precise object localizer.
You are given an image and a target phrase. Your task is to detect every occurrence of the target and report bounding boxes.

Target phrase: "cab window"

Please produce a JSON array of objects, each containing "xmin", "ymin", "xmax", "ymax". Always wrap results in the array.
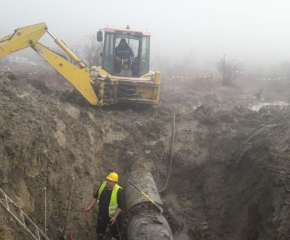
[{"xmin": 102, "ymin": 33, "xmax": 114, "ymax": 74}]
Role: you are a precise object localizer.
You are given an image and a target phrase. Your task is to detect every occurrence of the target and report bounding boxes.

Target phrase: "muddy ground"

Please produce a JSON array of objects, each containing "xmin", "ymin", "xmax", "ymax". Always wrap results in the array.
[{"xmin": 1, "ymin": 70, "xmax": 290, "ymax": 240}]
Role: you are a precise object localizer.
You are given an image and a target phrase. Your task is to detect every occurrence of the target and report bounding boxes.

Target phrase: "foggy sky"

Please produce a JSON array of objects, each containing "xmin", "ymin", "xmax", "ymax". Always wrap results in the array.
[{"xmin": 1, "ymin": 0, "xmax": 290, "ymax": 66}]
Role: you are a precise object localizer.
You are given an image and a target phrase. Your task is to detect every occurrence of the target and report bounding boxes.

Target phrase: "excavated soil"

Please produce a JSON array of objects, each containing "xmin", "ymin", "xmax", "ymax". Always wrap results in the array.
[{"xmin": 1, "ymin": 70, "xmax": 290, "ymax": 240}]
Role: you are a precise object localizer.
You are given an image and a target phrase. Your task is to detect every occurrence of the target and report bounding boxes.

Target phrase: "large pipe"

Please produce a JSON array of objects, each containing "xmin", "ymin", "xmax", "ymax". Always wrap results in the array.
[{"xmin": 123, "ymin": 171, "xmax": 174, "ymax": 240}]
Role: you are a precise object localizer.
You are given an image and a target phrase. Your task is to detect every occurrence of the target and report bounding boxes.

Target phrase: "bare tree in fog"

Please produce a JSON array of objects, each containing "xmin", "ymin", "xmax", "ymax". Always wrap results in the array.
[
  {"xmin": 216, "ymin": 54, "xmax": 242, "ymax": 86},
  {"xmin": 70, "ymin": 34, "xmax": 103, "ymax": 68},
  {"xmin": 279, "ymin": 61, "xmax": 290, "ymax": 105},
  {"xmin": 81, "ymin": 35, "xmax": 103, "ymax": 67},
  {"xmin": 155, "ymin": 51, "xmax": 195, "ymax": 79},
  {"xmin": 279, "ymin": 61, "xmax": 290, "ymax": 78}
]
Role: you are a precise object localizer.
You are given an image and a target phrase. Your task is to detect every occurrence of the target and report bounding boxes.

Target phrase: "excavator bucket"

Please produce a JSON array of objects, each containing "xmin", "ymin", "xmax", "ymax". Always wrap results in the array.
[{"xmin": 0, "ymin": 23, "xmax": 47, "ymax": 57}]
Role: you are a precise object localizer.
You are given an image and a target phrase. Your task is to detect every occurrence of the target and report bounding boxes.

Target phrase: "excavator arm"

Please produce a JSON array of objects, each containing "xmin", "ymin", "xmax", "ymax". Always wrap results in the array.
[{"xmin": 0, "ymin": 23, "xmax": 99, "ymax": 105}]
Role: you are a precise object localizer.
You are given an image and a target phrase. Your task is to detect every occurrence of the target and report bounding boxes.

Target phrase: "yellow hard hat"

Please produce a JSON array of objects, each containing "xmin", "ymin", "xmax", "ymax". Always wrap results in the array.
[{"xmin": 106, "ymin": 172, "xmax": 118, "ymax": 182}]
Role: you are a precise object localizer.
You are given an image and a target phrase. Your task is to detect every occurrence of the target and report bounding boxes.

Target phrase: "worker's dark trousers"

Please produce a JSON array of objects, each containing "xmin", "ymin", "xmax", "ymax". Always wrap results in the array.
[{"xmin": 96, "ymin": 213, "xmax": 121, "ymax": 239}]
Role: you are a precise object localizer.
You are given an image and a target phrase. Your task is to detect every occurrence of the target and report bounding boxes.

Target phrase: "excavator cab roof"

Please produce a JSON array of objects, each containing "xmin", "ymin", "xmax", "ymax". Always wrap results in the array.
[{"xmin": 104, "ymin": 26, "xmax": 151, "ymax": 36}]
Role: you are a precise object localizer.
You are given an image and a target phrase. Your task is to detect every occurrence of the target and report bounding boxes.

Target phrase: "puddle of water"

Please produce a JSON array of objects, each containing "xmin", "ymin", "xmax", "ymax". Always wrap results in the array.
[
  {"xmin": 251, "ymin": 101, "xmax": 288, "ymax": 111},
  {"xmin": 164, "ymin": 193, "xmax": 180, "ymax": 210}
]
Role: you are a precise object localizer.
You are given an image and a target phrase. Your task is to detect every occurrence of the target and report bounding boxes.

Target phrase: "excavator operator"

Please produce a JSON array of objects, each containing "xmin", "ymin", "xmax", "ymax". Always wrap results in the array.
[
  {"xmin": 114, "ymin": 38, "xmax": 134, "ymax": 73},
  {"xmin": 83, "ymin": 172, "xmax": 124, "ymax": 240}
]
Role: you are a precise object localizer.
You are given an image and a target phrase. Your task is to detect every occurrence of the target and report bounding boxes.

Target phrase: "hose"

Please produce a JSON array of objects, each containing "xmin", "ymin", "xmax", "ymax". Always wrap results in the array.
[
  {"xmin": 118, "ymin": 86, "xmax": 140, "ymax": 98},
  {"xmin": 159, "ymin": 114, "xmax": 176, "ymax": 193}
]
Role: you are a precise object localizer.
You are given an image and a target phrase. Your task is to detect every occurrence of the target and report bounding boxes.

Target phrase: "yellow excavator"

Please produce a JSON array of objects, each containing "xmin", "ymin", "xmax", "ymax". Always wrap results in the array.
[{"xmin": 0, "ymin": 23, "xmax": 160, "ymax": 107}]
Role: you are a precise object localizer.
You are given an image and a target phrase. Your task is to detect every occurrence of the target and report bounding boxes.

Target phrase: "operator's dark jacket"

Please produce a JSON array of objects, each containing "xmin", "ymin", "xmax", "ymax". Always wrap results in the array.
[{"xmin": 115, "ymin": 45, "xmax": 134, "ymax": 60}]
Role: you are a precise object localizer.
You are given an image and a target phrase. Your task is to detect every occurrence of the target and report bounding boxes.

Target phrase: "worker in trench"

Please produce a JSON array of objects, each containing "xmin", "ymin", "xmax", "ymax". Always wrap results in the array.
[{"xmin": 83, "ymin": 172, "xmax": 124, "ymax": 240}]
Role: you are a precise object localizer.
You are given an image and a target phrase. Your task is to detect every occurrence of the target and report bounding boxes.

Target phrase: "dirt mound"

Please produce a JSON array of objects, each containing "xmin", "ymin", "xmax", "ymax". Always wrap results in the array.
[{"xmin": 1, "ymin": 71, "xmax": 290, "ymax": 240}]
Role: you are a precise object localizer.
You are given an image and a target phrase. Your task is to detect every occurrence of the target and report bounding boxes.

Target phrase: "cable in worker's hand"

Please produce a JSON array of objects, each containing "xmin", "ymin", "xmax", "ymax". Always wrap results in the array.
[{"xmin": 116, "ymin": 221, "xmax": 122, "ymax": 240}]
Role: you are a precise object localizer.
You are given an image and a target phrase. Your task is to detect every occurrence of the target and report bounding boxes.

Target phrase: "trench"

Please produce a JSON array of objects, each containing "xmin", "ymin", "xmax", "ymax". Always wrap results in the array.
[{"xmin": 1, "ymin": 73, "xmax": 290, "ymax": 240}]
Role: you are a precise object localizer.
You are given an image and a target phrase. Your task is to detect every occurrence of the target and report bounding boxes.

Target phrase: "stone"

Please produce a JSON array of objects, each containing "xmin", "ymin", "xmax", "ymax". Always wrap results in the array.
[{"xmin": 145, "ymin": 150, "xmax": 151, "ymax": 155}]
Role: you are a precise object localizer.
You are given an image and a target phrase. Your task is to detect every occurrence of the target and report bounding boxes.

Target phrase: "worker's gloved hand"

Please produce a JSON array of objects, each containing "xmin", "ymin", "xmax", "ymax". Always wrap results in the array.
[{"xmin": 109, "ymin": 216, "xmax": 117, "ymax": 226}]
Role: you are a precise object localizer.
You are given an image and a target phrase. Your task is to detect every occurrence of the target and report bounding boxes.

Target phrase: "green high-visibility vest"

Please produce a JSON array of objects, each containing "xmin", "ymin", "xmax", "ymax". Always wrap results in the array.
[{"xmin": 97, "ymin": 181, "xmax": 122, "ymax": 217}]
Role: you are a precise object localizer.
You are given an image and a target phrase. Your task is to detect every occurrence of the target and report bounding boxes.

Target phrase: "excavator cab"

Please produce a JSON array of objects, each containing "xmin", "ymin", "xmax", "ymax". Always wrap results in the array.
[{"xmin": 99, "ymin": 26, "xmax": 150, "ymax": 78}]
